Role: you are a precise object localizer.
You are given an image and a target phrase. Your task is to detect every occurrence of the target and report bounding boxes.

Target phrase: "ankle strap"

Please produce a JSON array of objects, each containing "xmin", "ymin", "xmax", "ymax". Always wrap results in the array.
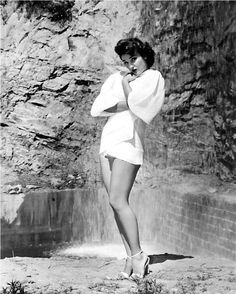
[{"xmin": 131, "ymin": 250, "xmax": 143, "ymax": 258}]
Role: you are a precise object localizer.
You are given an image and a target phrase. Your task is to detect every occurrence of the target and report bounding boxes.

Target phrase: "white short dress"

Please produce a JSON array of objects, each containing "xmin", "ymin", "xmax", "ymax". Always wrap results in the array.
[{"xmin": 90, "ymin": 69, "xmax": 165, "ymax": 165}]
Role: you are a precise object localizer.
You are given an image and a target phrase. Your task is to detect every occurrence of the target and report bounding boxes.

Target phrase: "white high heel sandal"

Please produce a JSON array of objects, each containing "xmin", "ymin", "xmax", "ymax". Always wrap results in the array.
[
  {"xmin": 130, "ymin": 250, "xmax": 150, "ymax": 280},
  {"xmin": 118, "ymin": 255, "xmax": 132, "ymax": 279}
]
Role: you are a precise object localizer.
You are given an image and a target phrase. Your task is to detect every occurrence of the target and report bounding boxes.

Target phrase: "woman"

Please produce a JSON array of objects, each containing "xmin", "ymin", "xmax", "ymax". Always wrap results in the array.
[{"xmin": 91, "ymin": 38, "xmax": 165, "ymax": 279}]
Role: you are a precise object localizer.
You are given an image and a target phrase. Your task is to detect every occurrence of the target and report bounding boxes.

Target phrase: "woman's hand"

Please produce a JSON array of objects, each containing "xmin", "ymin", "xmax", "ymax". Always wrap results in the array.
[
  {"xmin": 122, "ymin": 73, "xmax": 134, "ymax": 99},
  {"xmin": 123, "ymin": 73, "xmax": 137, "ymax": 82}
]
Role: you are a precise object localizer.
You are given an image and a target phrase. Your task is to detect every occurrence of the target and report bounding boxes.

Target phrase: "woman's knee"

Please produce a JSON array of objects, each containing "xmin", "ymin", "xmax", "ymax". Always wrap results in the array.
[{"xmin": 109, "ymin": 191, "xmax": 128, "ymax": 211}]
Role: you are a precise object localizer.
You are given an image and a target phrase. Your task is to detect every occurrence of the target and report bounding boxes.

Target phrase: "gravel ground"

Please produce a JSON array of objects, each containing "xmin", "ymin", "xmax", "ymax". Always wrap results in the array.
[{"xmin": 0, "ymin": 243, "xmax": 235, "ymax": 294}]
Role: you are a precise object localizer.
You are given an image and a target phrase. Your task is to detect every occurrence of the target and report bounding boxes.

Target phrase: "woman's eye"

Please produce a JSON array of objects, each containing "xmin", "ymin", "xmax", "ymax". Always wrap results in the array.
[{"xmin": 131, "ymin": 57, "xmax": 137, "ymax": 63}]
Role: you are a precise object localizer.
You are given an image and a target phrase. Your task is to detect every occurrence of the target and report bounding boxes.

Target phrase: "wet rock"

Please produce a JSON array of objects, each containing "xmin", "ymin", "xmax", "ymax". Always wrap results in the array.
[
  {"xmin": 8, "ymin": 184, "xmax": 23, "ymax": 194},
  {"xmin": 143, "ymin": 0, "xmax": 236, "ymax": 181},
  {"xmin": 191, "ymin": 95, "xmax": 205, "ymax": 106},
  {"xmin": 50, "ymin": 177, "xmax": 63, "ymax": 188},
  {"xmin": 25, "ymin": 185, "xmax": 40, "ymax": 191},
  {"xmin": 42, "ymin": 76, "xmax": 70, "ymax": 92}
]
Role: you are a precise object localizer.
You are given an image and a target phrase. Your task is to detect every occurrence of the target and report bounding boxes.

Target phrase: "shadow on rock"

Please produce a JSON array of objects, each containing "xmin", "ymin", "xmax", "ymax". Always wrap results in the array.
[{"xmin": 149, "ymin": 253, "xmax": 193, "ymax": 265}]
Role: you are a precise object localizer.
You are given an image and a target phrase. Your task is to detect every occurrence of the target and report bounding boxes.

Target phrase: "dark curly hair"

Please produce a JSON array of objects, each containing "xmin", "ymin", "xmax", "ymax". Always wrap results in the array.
[{"xmin": 114, "ymin": 38, "xmax": 155, "ymax": 68}]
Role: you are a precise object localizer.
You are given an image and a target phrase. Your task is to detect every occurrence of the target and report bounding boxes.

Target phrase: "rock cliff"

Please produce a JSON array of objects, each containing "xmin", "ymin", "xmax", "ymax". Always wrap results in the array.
[
  {"xmin": 1, "ymin": 0, "xmax": 235, "ymax": 194},
  {"xmin": 142, "ymin": 1, "xmax": 236, "ymax": 182}
]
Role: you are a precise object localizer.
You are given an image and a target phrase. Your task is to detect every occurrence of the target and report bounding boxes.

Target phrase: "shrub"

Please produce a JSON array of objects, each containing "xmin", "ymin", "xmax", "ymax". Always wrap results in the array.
[
  {"xmin": 16, "ymin": 0, "xmax": 75, "ymax": 21},
  {"xmin": 130, "ymin": 278, "xmax": 170, "ymax": 294},
  {"xmin": 1, "ymin": 280, "xmax": 27, "ymax": 294}
]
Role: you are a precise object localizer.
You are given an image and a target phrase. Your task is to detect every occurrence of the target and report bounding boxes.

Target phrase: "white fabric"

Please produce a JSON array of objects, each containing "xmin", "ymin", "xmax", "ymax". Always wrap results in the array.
[
  {"xmin": 105, "ymin": 141, "xmax": 143, "ymax": 165},
  {"xmin": 90, "ymin": 69, "xmax": 165, "ymax": 164},
  {"xmin": 128, "ymin": 70, "xmax": 165, "ymax": 124}
]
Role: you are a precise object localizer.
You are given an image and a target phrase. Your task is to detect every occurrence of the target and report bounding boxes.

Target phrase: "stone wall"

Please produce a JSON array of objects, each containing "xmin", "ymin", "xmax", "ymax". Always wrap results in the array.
[
  {"xmin": 2, "ymin": 182, "xmax": 236, "ymax": 260},
  {"xmin": 1, "ymin": 0, "xmax": 235, "ymax": 194}
]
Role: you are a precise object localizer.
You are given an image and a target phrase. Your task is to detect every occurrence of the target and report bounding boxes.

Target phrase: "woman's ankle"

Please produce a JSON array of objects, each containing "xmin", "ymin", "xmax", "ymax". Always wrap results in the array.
[{"xmin": 131, "ymin": 250, "xmax": 143, "ymax": 258}]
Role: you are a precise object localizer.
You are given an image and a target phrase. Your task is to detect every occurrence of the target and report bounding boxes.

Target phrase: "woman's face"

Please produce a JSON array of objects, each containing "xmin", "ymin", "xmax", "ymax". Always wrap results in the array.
[{"xmin": 121, "ymin": 52, "xmax": 148, "ymax": 76}]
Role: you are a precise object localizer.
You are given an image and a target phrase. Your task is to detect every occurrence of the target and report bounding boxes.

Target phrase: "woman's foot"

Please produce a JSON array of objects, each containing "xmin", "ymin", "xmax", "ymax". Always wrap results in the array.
[
  {"xmin": 118, "ymin": 256, "xmax": 132, "ymax": 279},
  {"xmin": 130, "ymin": 250, "xmax": 150, "ymax": 280}
]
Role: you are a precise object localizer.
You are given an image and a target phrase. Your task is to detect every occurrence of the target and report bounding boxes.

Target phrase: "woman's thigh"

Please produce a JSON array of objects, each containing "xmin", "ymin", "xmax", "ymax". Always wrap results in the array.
[
  {"xmin": 110, "ymin": 158, "xmax": 140, "ymax": 202},
  {"xmin": 100, "ymin": 154, "xmax": 114, "ymax": 193}
]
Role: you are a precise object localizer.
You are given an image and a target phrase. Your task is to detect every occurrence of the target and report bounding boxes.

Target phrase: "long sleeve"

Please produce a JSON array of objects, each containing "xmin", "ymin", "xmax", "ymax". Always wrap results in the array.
[
  {"xmin": 90, "ymin": 73, "xmax": 122, "ymax": 117},
  {"xmin": 128, "ymin": 70, "xmax": 165, "ymax": 124}
]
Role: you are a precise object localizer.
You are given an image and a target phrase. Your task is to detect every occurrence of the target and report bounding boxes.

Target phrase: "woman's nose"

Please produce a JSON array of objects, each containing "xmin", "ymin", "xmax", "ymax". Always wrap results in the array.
[{"xmin": 129, "ymin": 64, "xmax": 135, "ymax": 71}]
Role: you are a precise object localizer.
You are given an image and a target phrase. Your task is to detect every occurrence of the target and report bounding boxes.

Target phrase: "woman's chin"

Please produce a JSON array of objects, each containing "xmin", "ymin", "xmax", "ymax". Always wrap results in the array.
[{"xmin": 136, "ymin": 72, "xmax": 144, "ymax": 77}]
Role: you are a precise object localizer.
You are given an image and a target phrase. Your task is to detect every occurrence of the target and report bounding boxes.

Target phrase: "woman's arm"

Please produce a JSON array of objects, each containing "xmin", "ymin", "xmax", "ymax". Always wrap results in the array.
[
  {"xmin": 104, "ymin": 73, "xmax": 136, "ymax": 113},
  {"xmin": 122, "ymin": 74, "xmax": 136, "ymax": 99},
  {"xmin": 104, "ymin": 101, "xmax": 129, "ymax": 113},
  {"xmin": 127, "ymin": 70, "xmax": 165, "ymax": 124}
]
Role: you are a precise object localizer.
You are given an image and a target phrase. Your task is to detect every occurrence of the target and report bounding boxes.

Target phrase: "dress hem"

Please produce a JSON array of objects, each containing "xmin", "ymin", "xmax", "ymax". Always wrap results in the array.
[{"xmin": 100, "ymin": 151, "xmax": 143, "ymax": 165}]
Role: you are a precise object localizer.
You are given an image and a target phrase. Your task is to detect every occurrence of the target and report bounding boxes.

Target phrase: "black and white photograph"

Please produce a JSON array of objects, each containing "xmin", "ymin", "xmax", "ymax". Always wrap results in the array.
[{"xmin": 0, "ymin": 0, "xmax": 235, "ymax": 293}]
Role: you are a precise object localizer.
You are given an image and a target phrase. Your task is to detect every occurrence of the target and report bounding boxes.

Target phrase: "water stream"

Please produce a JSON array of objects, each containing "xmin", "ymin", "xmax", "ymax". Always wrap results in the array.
[{"xmin": 1, "ymin": 187, "xmax": 169, "ymax": 258}]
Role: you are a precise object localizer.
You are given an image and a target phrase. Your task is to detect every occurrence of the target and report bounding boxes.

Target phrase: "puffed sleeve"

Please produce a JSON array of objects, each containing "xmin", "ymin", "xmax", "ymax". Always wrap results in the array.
[
  {"xmin": 128, "ymin": 70, "xmax": 165, "ymax": 124},
  {"xmin": 90, "ymin": 73, "xmax": 120, "ymax": 117}
]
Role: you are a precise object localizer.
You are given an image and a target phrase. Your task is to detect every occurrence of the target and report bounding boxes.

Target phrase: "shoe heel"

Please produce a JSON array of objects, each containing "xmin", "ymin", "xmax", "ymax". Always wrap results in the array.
[
  {"xmin": 144, "ymin": 257, "xmax": 150, "ymax": 275},
  {"xmin": 131, "ymin": 255, "xmax": 150, "ymax": 280}
]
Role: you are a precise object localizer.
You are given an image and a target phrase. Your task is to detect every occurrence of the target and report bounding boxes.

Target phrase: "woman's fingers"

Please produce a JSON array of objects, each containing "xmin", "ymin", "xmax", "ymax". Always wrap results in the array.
[
  {"xmin": 126, "ymin": 74, "xmax": 136, "ymax": 82},
  {"xmin": 120, "ymin": 70, "xmax": 131, "ymax": 77}
]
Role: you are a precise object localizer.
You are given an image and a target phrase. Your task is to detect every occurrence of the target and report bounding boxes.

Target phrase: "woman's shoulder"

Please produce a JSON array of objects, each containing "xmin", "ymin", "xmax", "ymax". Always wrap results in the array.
[
  {"xmin": 108, "ymin": 71, "xmax": 122, "ymax": 78},
  {"xmin": 144, "ymin": 68, "xmax": 163, "ymax": 78},
  {"xmin": 101, "ymin": 72, "xmax": 121, "ymax": 87},
  {"xmin": 104, "ymin": 71, "xmax": 122, "ymax": 82}
]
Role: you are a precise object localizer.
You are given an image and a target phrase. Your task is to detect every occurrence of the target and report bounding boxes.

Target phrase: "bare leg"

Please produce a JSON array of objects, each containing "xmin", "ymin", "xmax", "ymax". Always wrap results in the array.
[
  {"xmin": 99, "ymin": 154, "xmax": 113, "ymax": 192},
  {"xmin": 100, "ymin": 155, "xmax": 149, "ymax": 278},
  {"xmin": 109, "ymin": 158, "xmax": 141, "ymax": 255},
  {"xmin": 100, "ymin": 155, "xmax": 132, "ymax": 274}
]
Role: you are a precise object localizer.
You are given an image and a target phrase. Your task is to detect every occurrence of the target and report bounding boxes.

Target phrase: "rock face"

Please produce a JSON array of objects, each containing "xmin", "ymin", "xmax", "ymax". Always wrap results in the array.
[
  {"xmin": 141, "ymin": 1, "xmax": 236, "ymax": 181},
  {"xmin": 1, "ymin": 0, "xmax": 235, "ymax": 192}
]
